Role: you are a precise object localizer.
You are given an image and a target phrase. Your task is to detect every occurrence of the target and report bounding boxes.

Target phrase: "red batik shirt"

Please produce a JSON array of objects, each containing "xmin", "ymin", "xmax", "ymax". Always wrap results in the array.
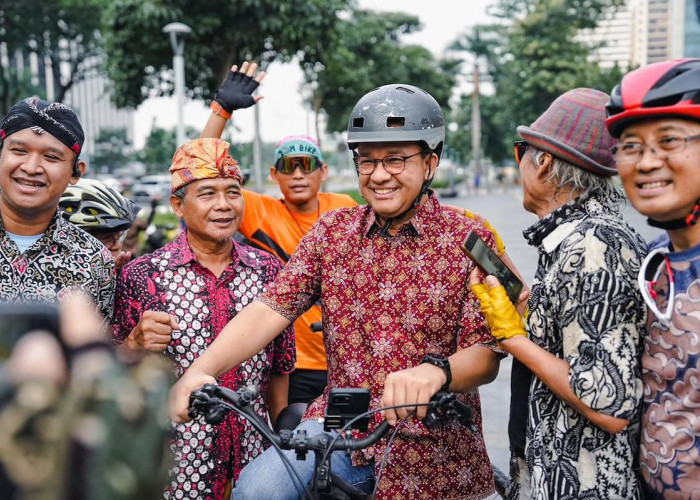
[
  {"xmin": 113, "ymin": 231, "xmax": 295, "ymax": 500},
  {"xmin": 259, "ymin": 193, "xmax": 501, "ymax": 500}
]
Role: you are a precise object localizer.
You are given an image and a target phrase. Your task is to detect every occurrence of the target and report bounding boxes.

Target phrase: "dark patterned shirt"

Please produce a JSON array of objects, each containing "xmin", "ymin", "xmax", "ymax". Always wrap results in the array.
[
  {"xmin": 112, "ymin": 231, "xmax": 295, "ymax": 500},
  {"xmin": 522, "ymin": 192, "xmax": 647, "ymax": 500},
  {"xmin": 640, "ymin": 234, "xmax": 700, "ymax": 499},
  {"xmin": 0, "ymin": 209, "xmax": 115, "ymax": 320},
  {"xmin": 259, "ymin": 193, "xmax": 502, "ymax": 500}
]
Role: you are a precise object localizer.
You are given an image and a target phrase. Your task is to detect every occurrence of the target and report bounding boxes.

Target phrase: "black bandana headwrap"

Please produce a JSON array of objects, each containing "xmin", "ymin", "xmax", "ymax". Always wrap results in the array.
[{"xmin": 0, "ymin": 97, "xmax": 84, "ymax": 176}]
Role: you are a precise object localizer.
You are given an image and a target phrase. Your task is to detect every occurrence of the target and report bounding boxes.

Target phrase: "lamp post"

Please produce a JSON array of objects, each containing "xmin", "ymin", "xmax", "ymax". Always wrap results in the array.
[{"xmin": 162, "ymin": 22, "xmax": 192, "ymax": 147}]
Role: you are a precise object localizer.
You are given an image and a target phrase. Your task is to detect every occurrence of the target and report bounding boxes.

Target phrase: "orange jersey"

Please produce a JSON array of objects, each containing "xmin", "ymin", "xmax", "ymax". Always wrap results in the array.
[{"xmin": 239, "ymin": 190, "xmax": 358, "ymax": 370}]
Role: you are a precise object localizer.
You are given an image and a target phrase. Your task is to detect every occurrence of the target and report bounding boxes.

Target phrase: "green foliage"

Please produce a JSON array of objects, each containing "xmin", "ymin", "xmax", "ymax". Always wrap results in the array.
[
  {"xmin": 140, "ymin": 126, "xmax": 176, "ymax": 174},
  {"xmin": 92, "ymin": 127, "xmax": 133, "ymax": 171},
  {"xmin": 448, "ymin": 0, "xmax": 625, "ymax": 164},
  {"xmin": 0, "ymin": 0, "xmax": 106, "ymax": 114},
  {"xmin": 103, "ymin": 0, "xmax": 353, "ymax": 109},
  {"xmin": 300, "ymin": 9, "xmax": 459, "ymax": 135}
]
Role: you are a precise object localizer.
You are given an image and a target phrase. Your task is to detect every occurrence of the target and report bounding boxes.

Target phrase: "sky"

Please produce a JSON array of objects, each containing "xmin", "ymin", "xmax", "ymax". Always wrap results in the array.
[{"xmin": 132, "ymin": 0, "xmax": 496, "ymax": 148}]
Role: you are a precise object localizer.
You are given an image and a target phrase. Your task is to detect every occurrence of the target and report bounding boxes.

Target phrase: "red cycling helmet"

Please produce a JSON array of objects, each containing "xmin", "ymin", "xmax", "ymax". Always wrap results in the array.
[{"xmin": 605, "ymin": 58, "xmax": 700, "ymax": 137}]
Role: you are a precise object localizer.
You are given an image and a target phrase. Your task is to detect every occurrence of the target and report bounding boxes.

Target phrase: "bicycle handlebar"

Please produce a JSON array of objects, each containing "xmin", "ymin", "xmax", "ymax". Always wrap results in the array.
[{"xmin": 189, "ymin": 383, "xmax": 476, "ymax": 456}]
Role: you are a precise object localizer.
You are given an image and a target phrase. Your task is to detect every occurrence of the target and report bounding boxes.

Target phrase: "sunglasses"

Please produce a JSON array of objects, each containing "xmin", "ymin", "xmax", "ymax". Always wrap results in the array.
[
  {"xmin": 638, "ymin": 247, "xmax": 674, "ymax": 327},
  {"xmin": 514, "ymin": 140, "xmax": 529, "ymax": 164},
  {"xmin": 275, "ymin": 156, "xmax": 322, "ymax": 175}
]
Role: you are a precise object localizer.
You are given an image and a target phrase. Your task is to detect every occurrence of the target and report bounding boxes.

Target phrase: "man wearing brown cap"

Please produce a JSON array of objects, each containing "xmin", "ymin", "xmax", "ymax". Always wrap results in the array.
[
  {"xmin": 0, "ymin": 96, "xmax": 114, "ymax": 319},
  {"xmin": 112, "ymin": 138, "xmax": 295, "ymax": 499},
  {"xmin": 468, "ymin": 89, "xmax": 648, "ymax": 499}
]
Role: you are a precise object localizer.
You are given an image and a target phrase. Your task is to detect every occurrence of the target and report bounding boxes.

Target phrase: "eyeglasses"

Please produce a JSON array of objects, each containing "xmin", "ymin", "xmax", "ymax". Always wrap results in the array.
[
  {"xmin": 612, "ymin": 133, "xmax": 700, "ymax": 164},
  {"xmin": 638, "ymin": 247, "xmax": 674, "ymax": 327},
  {"xmin": 354, "ymin": 149, "xmax": 427, "ymax": 176},
  {"xmin": 275, "ymin": 156, "xmax": 322, "ymax": 175},
  {"xmin": 513, "ymin": 141, "xmax": 529, "ymax": 165},
  {"xmin": 94, "ymin": 230, "xmax": 127, "ymax": 247}
]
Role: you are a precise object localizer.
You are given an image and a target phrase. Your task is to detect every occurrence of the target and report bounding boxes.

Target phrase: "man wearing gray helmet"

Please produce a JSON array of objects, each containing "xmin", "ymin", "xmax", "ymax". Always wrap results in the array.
[{"xmin": 169, "ymin": 84, "xmax": 503, "ymax": 499}]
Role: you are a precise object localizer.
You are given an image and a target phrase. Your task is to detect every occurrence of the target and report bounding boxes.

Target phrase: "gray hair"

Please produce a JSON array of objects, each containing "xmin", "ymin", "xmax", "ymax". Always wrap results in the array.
[
  {"xmin": 531, "ymin": 148, "xmax": 621, "ymax": 201},
  {"xmin": 172, "ymin": 184, "xmax": 187, "ymax": 200}
]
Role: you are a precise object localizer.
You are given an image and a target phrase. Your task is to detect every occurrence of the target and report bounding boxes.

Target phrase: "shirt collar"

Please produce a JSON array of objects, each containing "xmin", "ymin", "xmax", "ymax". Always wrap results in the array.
[
  {"xmin": 523, "ymin": 190, "xmax": 621, "ymax": 253},
  {"xmin": 0, "ymin": 208, "xmax": 75, "ymax": 248},
  {"xmin": 168, "ymin": 229, "xmax": 260, "ymax": 269},
  {"xmin": 362, "ymin": 190, "xmax": 439, "ymax": 237}
]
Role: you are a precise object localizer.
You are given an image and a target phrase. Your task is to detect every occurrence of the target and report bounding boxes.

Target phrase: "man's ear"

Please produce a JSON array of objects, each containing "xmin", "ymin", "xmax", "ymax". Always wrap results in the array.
[
  {"xmin": 269, "ymin": 166, "xmax": 279, "ymax": 185},
  {"xmin": 424, "ymin": 152, "xmax": 439, "ymax": 181},
  {"xmin": 535, "ymin": 152, "xmax": 553, "ymax": 181},
  {"xmin": 319, "ymin": 164, "xmax": 329, "ymax": 183},
  {"xmin": 170, "ymin": 194, "xmax": 184, "ymax": 218}
]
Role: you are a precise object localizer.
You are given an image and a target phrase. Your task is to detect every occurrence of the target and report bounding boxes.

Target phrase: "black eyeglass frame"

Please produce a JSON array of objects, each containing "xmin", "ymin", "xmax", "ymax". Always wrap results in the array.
[
  {"xmin": 513, "ymin": 140, "xmax": 529, "ymax": 165},
  {"xmin": 353, "ymin": 149, "xmax": 429, "ymax": 176}
]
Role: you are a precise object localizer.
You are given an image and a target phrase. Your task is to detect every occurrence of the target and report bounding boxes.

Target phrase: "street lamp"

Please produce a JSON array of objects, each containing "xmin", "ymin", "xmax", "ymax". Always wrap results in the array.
[{"xmin": 162, "ymin": 22, "xmax": 192, "ymax": 147}]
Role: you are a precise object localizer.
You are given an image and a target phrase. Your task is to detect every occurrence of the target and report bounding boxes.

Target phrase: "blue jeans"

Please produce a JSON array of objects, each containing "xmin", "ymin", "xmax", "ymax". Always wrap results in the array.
[{"xmin": 234, "ymin": 419, "xmax": 375, "ymax": 500}]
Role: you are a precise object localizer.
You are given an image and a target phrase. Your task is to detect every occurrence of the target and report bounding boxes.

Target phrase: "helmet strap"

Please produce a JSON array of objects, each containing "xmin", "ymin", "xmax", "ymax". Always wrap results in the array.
[{"xmin": 647, "ymin": 199, "xmax": 700, "ymax": 230}]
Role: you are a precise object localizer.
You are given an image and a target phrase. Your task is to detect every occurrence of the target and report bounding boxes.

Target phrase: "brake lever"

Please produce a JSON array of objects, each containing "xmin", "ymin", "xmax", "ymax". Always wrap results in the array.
[{"xmin": 188, "ymin": 384, "xmax": 229, "ymax": 425}]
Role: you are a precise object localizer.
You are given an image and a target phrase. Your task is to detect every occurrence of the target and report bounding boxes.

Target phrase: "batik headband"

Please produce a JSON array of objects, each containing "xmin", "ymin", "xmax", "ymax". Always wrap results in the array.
[{"xmin": 170, "ymin": 138, "xmax": 243, "ymax": 193}]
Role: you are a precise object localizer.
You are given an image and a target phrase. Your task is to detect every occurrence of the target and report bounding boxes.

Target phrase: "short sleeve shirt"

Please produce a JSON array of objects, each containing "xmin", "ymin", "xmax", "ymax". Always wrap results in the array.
[
  {"xmin": 259, "ymin": 192, "xmax": 503, "ymax": 500},
  {"xmin": 0, "ymin": 210, "xmax": 115, "ymax": 320},
  {"xmin": 522, "ymin": 193, "xmax": 647, "ymax": 500},
  {"xmin": 112, "ymin": 231, "xmax": 295, "ymax": 499}
]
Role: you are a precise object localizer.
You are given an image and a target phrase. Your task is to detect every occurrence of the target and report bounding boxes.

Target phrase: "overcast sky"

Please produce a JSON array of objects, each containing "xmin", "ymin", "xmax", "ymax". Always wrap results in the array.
[{"xmin": 132, "ymin": 0, "xmax": 496, "ymax": 148}]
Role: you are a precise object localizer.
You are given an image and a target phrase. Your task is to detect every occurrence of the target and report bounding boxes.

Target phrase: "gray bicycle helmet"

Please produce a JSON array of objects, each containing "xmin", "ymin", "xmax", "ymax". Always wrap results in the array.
[
  {"xmin": 59, "ymin": 178, "xmax": 141, "ymax": 233},
  {"xmin": 347, "ymin": 84, "xmax": 445, "ymax": 157}
]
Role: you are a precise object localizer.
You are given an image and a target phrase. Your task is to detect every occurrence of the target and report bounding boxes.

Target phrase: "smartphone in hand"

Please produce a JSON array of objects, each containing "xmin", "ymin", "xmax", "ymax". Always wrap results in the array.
[{"xmin": 460, "ymin": 231, "xmax": 524, "ymax": 304}]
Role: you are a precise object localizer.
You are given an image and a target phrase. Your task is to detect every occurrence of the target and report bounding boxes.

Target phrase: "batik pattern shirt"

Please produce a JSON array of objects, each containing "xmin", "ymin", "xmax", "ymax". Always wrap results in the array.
[
  {"xmin": 0, "ymin": 210, "xmax": 115, "ymax": 320},
  {"xmin": 522, "ymin": 192, "xmax": 647, "ymax": 500},
  {"xmin": 112, "ymin": 231, "xmax": 295, "ymax": 500},
  {"xmin": 640, "ymin": 234, "xmax": 700, "ymax": 499},
  {"xmin": 259, "ymin": 192, "xmax": 502, "ymax": 500}
]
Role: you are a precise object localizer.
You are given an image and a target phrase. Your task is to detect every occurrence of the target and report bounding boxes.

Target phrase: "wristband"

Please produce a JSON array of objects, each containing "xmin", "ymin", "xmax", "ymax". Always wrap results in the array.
[{"xmin": 210, "ymin": 100, "xmax": 232, "ymax": 120}]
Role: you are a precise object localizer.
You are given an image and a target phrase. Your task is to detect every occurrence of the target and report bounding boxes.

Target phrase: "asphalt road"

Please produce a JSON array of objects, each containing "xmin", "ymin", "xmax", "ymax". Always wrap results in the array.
[{"xmin": 434, "ymin": 184, "xmax": 662, "ymax": 488}]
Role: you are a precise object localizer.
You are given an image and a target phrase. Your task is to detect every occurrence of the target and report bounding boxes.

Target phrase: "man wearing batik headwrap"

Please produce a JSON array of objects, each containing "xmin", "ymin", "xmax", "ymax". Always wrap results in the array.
[
  {"xmin": 0, "ymin": 96, "xmax": 115, "ymax": 320},
  {"xmin": 112, "ymin": 137, "xmax": 295, "ymax": 500}
]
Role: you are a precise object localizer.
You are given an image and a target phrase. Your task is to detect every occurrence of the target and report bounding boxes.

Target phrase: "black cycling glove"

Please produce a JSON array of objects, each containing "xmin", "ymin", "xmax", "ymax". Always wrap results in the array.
[{"xmin": 214, "ymin": 69, "xmax": 260, "ymax": 113}]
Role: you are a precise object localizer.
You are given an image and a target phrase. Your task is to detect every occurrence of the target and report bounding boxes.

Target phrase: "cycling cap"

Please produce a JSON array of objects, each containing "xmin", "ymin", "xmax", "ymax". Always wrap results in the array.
[
  {"xmin": 274, "ymin": 135, "xmax": 324, "ymax": 163},
  {"xmin": 346, "ymin": 84, "xmax": 445, "ymax": 157},
  {"xmin": 59, "ymin": 178, "xmax": 141, "ymax": 232},
  {"xmin": 606, "ymin": 58, "xmax": 700, "ymax": 137}
]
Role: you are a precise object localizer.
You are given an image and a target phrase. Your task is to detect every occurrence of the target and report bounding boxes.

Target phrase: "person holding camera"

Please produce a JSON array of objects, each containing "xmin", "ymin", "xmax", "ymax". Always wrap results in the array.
[
  {"xmin": 0, "ymin": 97, "xmax": 114, "ymax": 320},
  {"xmin": 170, "ymin": 83, "xmax": 504, "ymax": 499},
  {"xmin": 469, "ymin": 88, "xmax": 648, "ymax": 499}
]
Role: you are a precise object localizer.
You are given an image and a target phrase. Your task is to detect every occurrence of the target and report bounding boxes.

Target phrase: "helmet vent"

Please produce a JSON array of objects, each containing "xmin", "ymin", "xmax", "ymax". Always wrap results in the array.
[
  {"xmin": 386, "ymin": 117, "xmax": 405, "ymax": 128},
  {"xmin": 352, "ymin": 117, "xmax": 364, "ymax": 128}
]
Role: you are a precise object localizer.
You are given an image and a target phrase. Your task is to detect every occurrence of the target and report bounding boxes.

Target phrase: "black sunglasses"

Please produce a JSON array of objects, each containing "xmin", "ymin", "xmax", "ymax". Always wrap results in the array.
[{"xmin": 513, "ymin": 141, "xmax": 529, "ymax": 164}]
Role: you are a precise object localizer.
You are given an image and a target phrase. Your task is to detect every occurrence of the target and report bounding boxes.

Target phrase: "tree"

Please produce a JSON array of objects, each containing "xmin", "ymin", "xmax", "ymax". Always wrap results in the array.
[
  {"xmin": 448, "ymin": 0, "xmax": 624, "ymax": 164},
  {"xmin": 0, "ymin": 0, "xmax": 106, "ymax": 114},
  {"xmin": 103, "ymin": 0, "xmax": 352, "ymax": 109},
  {"xmin": 92, "ymin": 127, "xmax": 133, "ymax": 171},
  {"xmin": 299, "ymin": 9, "xmax": 459, "ymax": 140}
]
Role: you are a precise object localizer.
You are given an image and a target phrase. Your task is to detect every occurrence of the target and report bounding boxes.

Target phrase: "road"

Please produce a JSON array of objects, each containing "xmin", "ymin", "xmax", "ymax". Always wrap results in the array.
[{"xmin": 431, "ymin": 185, "xmax": 663, "ymax": 492}]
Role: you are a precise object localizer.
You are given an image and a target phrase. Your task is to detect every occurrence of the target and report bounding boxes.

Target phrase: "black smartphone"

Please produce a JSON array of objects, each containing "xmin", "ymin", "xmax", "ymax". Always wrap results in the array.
[
  {"xmin": 0, "ymin": 303, "xmax": 61, "ymax": 362},
  {"xmin": 460, "ymin": 231, "xmax": 524, "ymax": 304},
  {"xmin": 324, "ymin": 388, "xmax": 371, "ymax": 431}
]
